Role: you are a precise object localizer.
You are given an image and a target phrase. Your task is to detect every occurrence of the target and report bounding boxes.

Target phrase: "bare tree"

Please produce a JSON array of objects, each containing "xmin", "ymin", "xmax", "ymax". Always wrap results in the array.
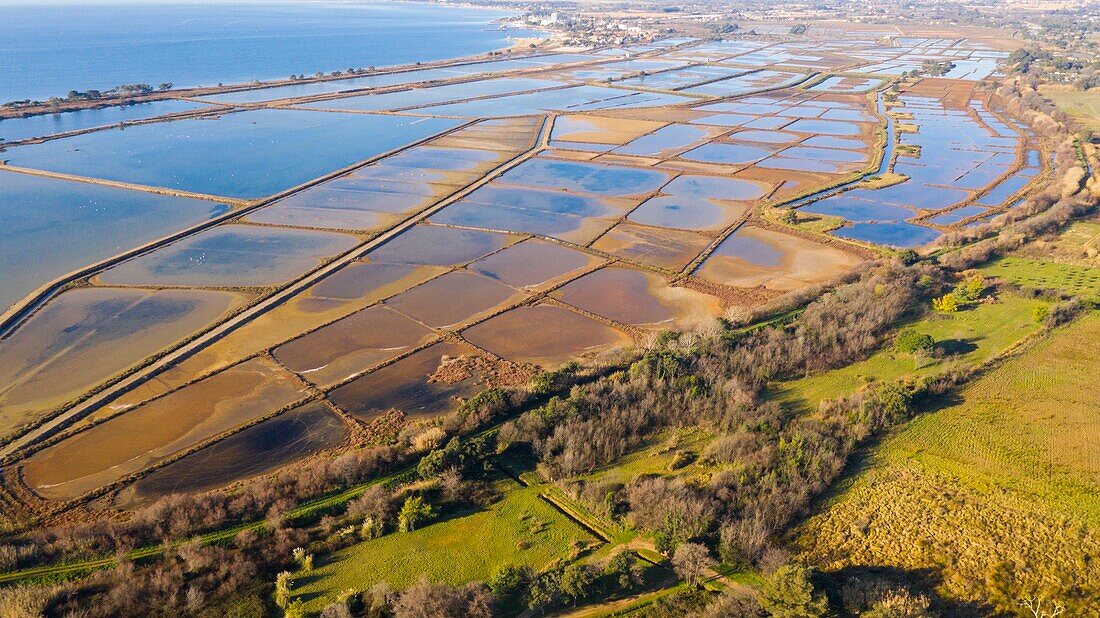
[
  {"xmin": 1020, "ymin": 596, "xmax": 1065, "ymax": 618},
  {"xmin": 672, "ymin": 542, "xmax": 716, "ymax": 589}
]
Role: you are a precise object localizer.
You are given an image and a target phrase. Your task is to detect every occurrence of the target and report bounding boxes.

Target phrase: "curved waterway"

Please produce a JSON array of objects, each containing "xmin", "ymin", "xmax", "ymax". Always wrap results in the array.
[{"xmin": 0, "ymin": 1, "xmax": 541, "ymax": 103}]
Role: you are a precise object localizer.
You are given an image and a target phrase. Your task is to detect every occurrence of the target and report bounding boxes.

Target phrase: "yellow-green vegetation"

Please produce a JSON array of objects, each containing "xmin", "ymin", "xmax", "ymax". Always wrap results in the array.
[
  {"xmin": 1040, "ymin": 86, "xmax": 1100, "ymax": 130},
  {"xmin": 782, "ymin": 208, "xmax": 847, "ymax": 234},
  {"xmin": 292, "ymin": 477, "xmax": 595, "ymax": 612},
  {"xmin": 577, "ymin": 429, "xmax": 713, "ymax": 488},
  {"xmin": 895, "ymin": 144, "xmax": 920, "ymax": 157},
  {"xmin": 858, "ymin": 172, "xmax": 909, "ymax": 189},
  {"xmin": 774, "ymin": 293, "xmax": 1048, "ymax": 409},
  {"xmin": 795, "ymin": 313, "xmax": 1100, "ymax": 614},
  {"xmin": 982, "ymin": 257, "xmax": 1100, "ymax": 299},
  {"xmin": 979, "ymin": 218, "xmax": 1100, "ymax": 299}
]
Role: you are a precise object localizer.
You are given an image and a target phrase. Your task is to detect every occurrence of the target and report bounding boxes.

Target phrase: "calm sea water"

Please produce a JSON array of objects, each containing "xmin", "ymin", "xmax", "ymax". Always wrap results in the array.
[{"xmin": 0, "ymin": 1, "xmax": 538, "ymax": 103}]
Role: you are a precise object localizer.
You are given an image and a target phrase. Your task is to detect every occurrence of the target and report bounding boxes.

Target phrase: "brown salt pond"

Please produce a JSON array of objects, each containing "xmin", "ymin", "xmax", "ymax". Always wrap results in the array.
[
  {"xmin": 0, "ymin": 287, "xmax": 247, "ymax": 440},
  {"xmin": 274, "ymin": 305, "xmax": 436, "ymax": 387},
  {"xmin": 95, "ymin": 261, "xmax": 446, "ymax": 412},
  {"xmin": 114, "ymin": 402, "xmax": 347, "ymax": 506},
  {"xmin": 462, "ymin": 304, "xmax": 633, "ymax": 369},
  {"xmin": 328, "ymin": 341, "xmax": 486, "ymax": 421},
  {"xmin": 694, "ymin": 226, "xmax": 863, "ymax": 291},
  {"xmin": 384, "ymin": 271, "xmax": 523, "ymax": 328},
  {"xmin": 551, "ymin": 114, "xmax": 666, "ymax": 145},
  {"xmin": 366, "ymin": 224, "xmax": 513, "ymax": 267},
  {"xmin": 469, "ymin": 239, "xmax": 600, "ymax": 289},
  {"xmin": 553, "ymin": 267, "xmax": 721, "ymax": 330},
  {"xmin": 23, "ymin": 356, "xmax": 307, "ymax": 501},
  {"xmin": 590, "ymin": 223, "xmax": 713, "ymax": 270}
]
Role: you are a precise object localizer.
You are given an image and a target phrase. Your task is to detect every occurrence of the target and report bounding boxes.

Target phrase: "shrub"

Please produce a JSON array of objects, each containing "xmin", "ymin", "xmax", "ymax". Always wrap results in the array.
[
  {"xmin": 932, "ymin": 293, "xmax": 959, "ymax": 313},
  {"xmin": 1033, "ymin": 304, "xmax": 1050, "ymax": 324},
  {"xmin": 894, "ymin": 328, "xmax": 935, "ymax": 355},
  {"xmin": 397, "ymin": 496, "xmax": 434, "ymax": 533},
  {"xmin": 758, "ymin": 565, "xmax": 828, "ymax": 618}
]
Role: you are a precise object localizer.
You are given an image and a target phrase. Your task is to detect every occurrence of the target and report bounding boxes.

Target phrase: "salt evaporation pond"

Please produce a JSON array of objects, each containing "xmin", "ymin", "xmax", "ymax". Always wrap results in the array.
[
  {"xmin": 0, "ymin": 171, "xmax": 230, "ymax": 311},
  {"xmin": 0, "ymin": 99, "xmax": 212, "ymax": 143},
  {"xmin": 2, "ymin": 109, "xmax": 462, "ymax": 198}
]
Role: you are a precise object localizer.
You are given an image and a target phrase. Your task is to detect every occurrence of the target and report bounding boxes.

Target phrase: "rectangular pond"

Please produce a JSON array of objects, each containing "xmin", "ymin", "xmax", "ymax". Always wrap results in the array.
[
  {"xmin": 117, "ymin": 401, "xmax": 347, "ymax": 505},
  {"xmin": 461, "ymin": 304, "xmax": 632, "ymax": 369},
  {"xmin": 498, "ymin": 158, "xmax": 670, "ymax": 196},
  {"xmin": 328, "ymin": 341, "xmax": 487, "ymax": 421},
  {"xmin": 2, "ymin": 109, "xmax": 463, "ymax": 198},
  {"xmin": 0, "ymin": 100, "xmax": 213, "ymax": 143},
  {"xmin": 0, "ymin": 171, "xmax": 231, "ymax": 311},
  {"xmin": 99, "ymin": 224, "xmax": 359, "ymax": 287},
  {"xmin": 22, "ymin": 356, "xmax": 306, "ymax": 500},
  {"xmin": 300, "ymin": 77, "xmax": 565, "ymax": 112},
  {"xmin": 274, "ymin": 304, "xmax": 436, "ymax": 387},
  {"xmin": 0, "ymin": 287, "xmax": 247, "ymax": 441},
  {"xmin": 694, "ymin": 225, "xmax": 863, "ymax": 292}
]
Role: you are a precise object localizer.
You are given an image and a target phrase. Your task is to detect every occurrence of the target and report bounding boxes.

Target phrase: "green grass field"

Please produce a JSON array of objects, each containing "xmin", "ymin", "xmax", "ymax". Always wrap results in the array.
[
  {"xmin": 796, "ymin": 312, "xmax": 1100, "ymax": 614},
  {"xmin": 982, "ymin": 256, "xmax": 1100, "ymax": 299},
  {"xmin": 1041, "ymin": 87, "xmax": 1100, "ymax": 130},
  {"xmin": 773, "ymin": 294, "xmax": 1048, "ymax": 409},
  {"xmin": 576, "ymin": 429, "xmax": 713, "ymax": 488},
  {"xmin": 292, "ymin": 477, "xmax": 596, "ymax": 612}
]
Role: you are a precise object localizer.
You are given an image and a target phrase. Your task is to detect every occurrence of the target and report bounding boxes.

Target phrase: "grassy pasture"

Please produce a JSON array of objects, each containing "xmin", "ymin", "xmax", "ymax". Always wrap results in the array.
[
  {"xmin": 981, "ymin": 257, "xmax": 1100, "ymax": 299},
  {"xmin": 773, "ymin": 294, "xmax": 1048, "ymax": 409},
  {"xmin": 1040, "ymin": 86, "xmax": 1100, "ymax": 130},
  {"xmin": 292, "ymin": 476, "xmax": 594, "ymax": 612},
  {"xmin": 575, "ymin": 429, "xmax": 713, "ymax": 488},
  {"xmin": 796, "ymin": 313, "xmax": 1100, "ymax": 614}
]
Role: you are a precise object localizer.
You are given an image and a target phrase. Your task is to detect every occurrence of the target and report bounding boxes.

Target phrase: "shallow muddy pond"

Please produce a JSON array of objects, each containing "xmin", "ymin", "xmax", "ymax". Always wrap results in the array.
[
  {"xmin": 366, "ymin": 225, "xmax": 511, "ymax": 267},
  {"xmin": 23, "ymin": 356, "xmax": 307, "ymax": 500},
  {"xmin": 462, "ymin": 304, "xmax": 632, "ymax": 368},
  {"xmin": 695, "ymin": 226, "xmax": 863, "ymax": 291},
  {"xmin": 831, "ymin": 221, "xmax": 941, "ymax": 247},
  {"xmin": 117, "ymin": 402, "xmax": 347, "ymax": 504},
  {"xmin": 499, "ymin": 159, "xmax": 669, "ymax": 196},
  {"xmin": 0, "ymin": 99, "xmax": 212, "ymax": 143},
  {"xmin": 0, "ymin": 287, "xmax": 246, "ymax": 440},
  {"xmin": 662, "ymin": 174, "xmax": 768, "ymax": 201},
  {"xmin": 681, "ymin": 142, "xmax": 773, "ymax": 165},
  {"xmin": 328, "ymin": 342, "xmax": 485, "ymax": 421},
  {"xmin": 553, "ymin": 267, "xmax": 720, "ymax": 329},
  {"xmin": 0, "ymin": 171, "xmax": 231, "ymax": 310},
  {"xmin": 99, "ymin": 224, "xmax": 358, "ymax": 287},
  {"xmin": 613, "ymin": 124, "xmax": 711, "ymax": 157},
  {"xmin": 385, "ymin": 271, "xmax": 522, "ymax": 328},
  {"xmin": 801, "ymin": 194, "xmax": 915, "ymax": 222},
  {"xmin": 591, "ymin": 223, "xmax": 713, "ymax": 270},
  {"xmin": 469, "ymin": 239, "xmax": 597, "ymax": 288},
  {"xmin": 274, "ymin": 305, "xmax": 436, "ymax": 387},
  {"xmin": 628, "ymin": 196, "xmax": 743, "ymax": 231}
]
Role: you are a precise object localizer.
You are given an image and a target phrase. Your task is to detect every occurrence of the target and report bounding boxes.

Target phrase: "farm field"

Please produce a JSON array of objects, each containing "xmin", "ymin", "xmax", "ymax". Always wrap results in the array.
[
  {"xmin": 796, "ymin": 313, "xmax": 1100, "ymax": 614},
  {"xmin": 291, "ymin": 476, "xmax": 597, "ymax": 612}
]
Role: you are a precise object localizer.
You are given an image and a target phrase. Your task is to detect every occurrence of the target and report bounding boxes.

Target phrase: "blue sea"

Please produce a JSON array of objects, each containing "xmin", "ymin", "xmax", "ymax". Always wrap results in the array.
[{"xmin": 0, "ymin": 1, "xmax": 539, "ymax": 103}]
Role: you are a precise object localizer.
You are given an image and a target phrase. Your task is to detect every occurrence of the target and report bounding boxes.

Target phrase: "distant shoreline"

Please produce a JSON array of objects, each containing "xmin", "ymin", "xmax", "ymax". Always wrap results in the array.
[{"xmin": 0, "ymin": 0, "xmax": 552, "ymax": 120}]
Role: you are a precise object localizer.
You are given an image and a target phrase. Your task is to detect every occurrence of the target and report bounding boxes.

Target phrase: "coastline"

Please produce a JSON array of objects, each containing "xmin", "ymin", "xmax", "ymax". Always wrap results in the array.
[{"xmin": 0, "ymin": 2, "xmax": 554, "ymax": 121}]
